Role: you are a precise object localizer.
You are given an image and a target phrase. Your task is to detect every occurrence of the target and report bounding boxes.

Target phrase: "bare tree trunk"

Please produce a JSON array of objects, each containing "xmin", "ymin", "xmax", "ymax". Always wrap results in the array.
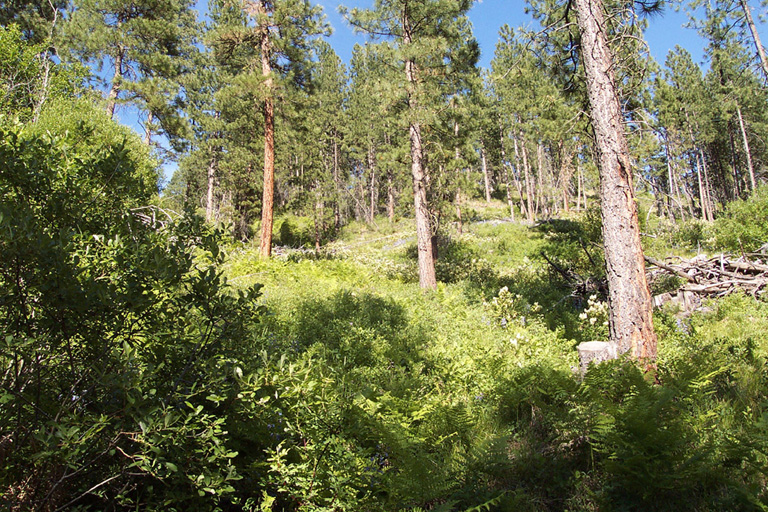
[
  {"xmin": 404, "ymin": 20, "xmax": 436, "ymax": 290},
  {"xmin": 144, "ymin": 111, "xmax": 154, "ymax": 146},
  {"xmin": 739, "ymin": 0, "xmax": 768, "ymax": 81},
  {"xmin": 387, "ymin": 170, "xmax": 395, "ymax": 223},
  {"xmin": 701, "ymin": 148, "xmax": 715, "ymax": 220},
  {"xmin": 33, "ymin": 2, "xmax": 59, "ymax": 123},
  {"xmin": 368, "ymin": 145, "xmax": 376, "ymax": 224},
  {"xmin": 559, "ymin": 143, "xmax": 574, "ymax": 213},
  {"xmin": 455, "ymin": 188, "xmax": 463, "ymax": 236},
  {"xmin": 354, "ymin": 176, "xmax": 365, "ymax": 221},
  {"xmin": 333, "ymin": 133, "xmax": 341, "ymax": 228},
  {"xmin": 106, "ymin": 48, "xmax": 124, "ymax": 119},
  {"xmin": 206, "ymin": 152, "xmax": 218, "ymax": 223},
  {"xmin": 314, "ymin": 192, "xmax": 323, "ymax": 252},
  {"xmin": 500, "ymin": 124, "xmax": 516, "ymax": 219},
  {"xmin": 574, "ymin": 0, "xmax": 657, "ymax": 361},
  {"xmin": 536, "ymin": 141, "xmax": 545, "ymax": 216},
  {"xmin": 481, "ymin": 145, "xmax": 492, "ymax": 203},
  {"xmin": 511, "ymin": 130, "xmax": 525, "ymax": 218},
  {"xmin": 257, "ymin": 3, "xmax": 275, "ymax": 258},
  {"xmin": 576, "ymin": 164, "xmax": 582, "ymax": 210},
  {"xmin": 736, "ymin": 103, "xmax": 757, "ymax": 191},
  {"xmin": 665, "ymin": 136, "xmax": 687, "ymax": 221},
  {"xmin": 480, "ymin": 146, "xmax": 491, "ymax": 204},
  {"xmin": 520, "ymin": 135, "xmax": 535, "ymax": 223},
  {"xmin": 727, "ymin": 120, "xmax": 743, "ymax": 200}
]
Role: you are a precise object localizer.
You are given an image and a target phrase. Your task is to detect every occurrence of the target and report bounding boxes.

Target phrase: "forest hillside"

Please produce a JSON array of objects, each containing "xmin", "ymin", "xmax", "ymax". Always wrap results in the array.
[{"xmin": 2, "ymin": 0, "xmax": 768, "ymax": 510}]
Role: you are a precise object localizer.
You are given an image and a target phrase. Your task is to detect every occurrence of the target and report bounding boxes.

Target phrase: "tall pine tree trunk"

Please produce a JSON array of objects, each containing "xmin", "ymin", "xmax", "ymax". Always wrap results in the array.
[
  {"xmin": 665, "ymin": 137, "xmax": 686, "ymax": 221},
  {"xmin": 258, "ymin": 7, "xmax": 275, "ymax": 258},
  {"xmin": 314, "ymin": 189, "xmax": 323, "ymax": 252},
  {"xmin": 510, "ymin": 130, "xmax": 525, "ymax": 218},
  {"xmin": 387, "ymin": 170, "xmax": 395, "ymax": 223},
  {"xmin": 520, "ymin": 134, "xmax": 535, "ymax": 223},
  {"xmin": 206, "ymin": 151, "xmax": 218, "ymax": 223},
  {"xmin": 536, "ymin": 141, "xmax": 545, "ymax": 217},
  {"xmin": 736, "ymin": 103, "xmax": 756, "ymax": 191},
  {"xmin": 333, "ymin": 134, "xmax": 342, "ymax": 228},
  {"xmin": 700, "ymin": 148, "xmax": 715, "ymax": 220},
  {"xmin": 481, "ymin": 145, "xmax": 492, "ymax": 204},
  {"xmin": 739, "ymin": 0, "xmax": 768, "ymax": 81},
  {"xmin": 728, "ymin": 121, "xmax": 743, "ymax": 199},
  {"xmin": 107, "ymin": 48, "xmax": 124, "ymax": 119},
  {"xmin": 368, "ymin": 145, "xmax": 376, "ymax": 224},
  {"xmin": 499, "ymin": 124, "xmax": 516, "ymax": 219},
  {"xmin": 455, "ymin": 188, "xmax": 463, "ymax": 236},
  {"xmin": 574, "ymin": 0, "xmax": 657, "ymax": 361},
  {"xmin": 559, "ymin": 143, "xmax": 574, "ymax": 213},
  {"xmin": 404, "ymin": 20, "xmax": 437, "ymax": 290}
]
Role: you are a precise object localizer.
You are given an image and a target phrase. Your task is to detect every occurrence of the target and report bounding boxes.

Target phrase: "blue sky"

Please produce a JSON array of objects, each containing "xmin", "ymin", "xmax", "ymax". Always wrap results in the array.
[
  {"xmin": 139, "ymin": 0, "xmax": 766, "ymax": 182},
  {"xmin": 316, "ymin": 0, "xmax": 715, "ymax": 69}
]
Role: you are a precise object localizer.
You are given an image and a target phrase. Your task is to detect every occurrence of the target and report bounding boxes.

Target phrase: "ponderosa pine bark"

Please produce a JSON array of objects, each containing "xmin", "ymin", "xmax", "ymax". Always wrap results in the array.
[
  {"xmin": 106, "ymin": 47, "xmax": 123, "ymax": 119},
  {"xmin": 574, "ymin": 0, "xmax": 657, "ymax": 361},
  {"xmin": 739, "ymin": 0, "xmax": 768, "ymax": 81},
  {"xmin": 255, "ymin": 0, "xmax": 275, "ymax": 258},
  {"xmin": 404, "ymin": 16, "xmax": 437, "ymax": 290}
]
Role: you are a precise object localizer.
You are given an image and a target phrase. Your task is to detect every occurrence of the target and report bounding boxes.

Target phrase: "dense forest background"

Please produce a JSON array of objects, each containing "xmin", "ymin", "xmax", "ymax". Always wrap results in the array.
[{"xmin": 3, "ymin": 0, "xmax": 768, "ymax": 510}]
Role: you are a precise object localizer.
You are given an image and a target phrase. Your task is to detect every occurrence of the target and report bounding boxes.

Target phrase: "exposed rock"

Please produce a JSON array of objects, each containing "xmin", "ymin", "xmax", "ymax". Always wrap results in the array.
[{"xmin": 577, "ymin": 341, "xmax": 616, "ymax": 377}]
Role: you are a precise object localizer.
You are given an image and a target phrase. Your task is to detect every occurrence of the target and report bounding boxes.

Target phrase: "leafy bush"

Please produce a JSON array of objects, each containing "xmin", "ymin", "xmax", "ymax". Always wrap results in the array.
[
  {"xmin": 275, "ymin": 214, "xmax": 317, "ymax": 248},
  {"xmin": 709, "ymin": 186, "xmax": 768, "ymax": 252},
  {"xmin": 0, "ymin": 123, "xmax": 263, "ymax": 510},
  {"xmin": 0, "ymin": 25, "xmax": 85, "ymax": 122}
]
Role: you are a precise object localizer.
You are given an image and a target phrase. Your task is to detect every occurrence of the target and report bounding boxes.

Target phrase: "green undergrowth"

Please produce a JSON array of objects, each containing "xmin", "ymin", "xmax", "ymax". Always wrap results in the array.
[{"xmin": 214, "ymin": 213, "xmax": 768, "ymax": 511}]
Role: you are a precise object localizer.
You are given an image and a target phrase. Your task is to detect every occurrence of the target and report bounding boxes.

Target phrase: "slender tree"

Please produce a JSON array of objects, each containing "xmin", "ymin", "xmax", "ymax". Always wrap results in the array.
[
  {"xmin": 63, "ymin": 0, "xmax": 197, "ymax": 128},
  {"xmin": 344, "ymin": 0, "xmax": 478, "ymax": 289},
  {"xmin": 573, "ymin": 0, "xmax": 657, "ymax": 361},
  {"xmin": 738, "ymin": 0, "xmax": 768, "ymax": 80},
  {"xmin": 213, "ymin": 0, "xmax": 326, "ymax": 254}
]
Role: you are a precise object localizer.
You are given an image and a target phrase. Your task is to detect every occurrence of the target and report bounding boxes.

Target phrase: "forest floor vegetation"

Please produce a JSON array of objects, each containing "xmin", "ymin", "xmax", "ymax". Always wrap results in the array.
[{"xmin": 213, "ymin": 198, "xmax": 768, "ymax": 511}]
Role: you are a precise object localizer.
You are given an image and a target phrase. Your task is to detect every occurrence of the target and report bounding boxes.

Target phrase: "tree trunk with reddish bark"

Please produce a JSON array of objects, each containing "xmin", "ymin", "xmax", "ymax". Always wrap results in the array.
[
  {"xmin": 257, "ymin": 2, "xmax": 275, "ymax": 258},
  {"xmin": 404, "ymin": 17, "xmax": 437, "ymax": 290},
  {"xmin": 106, "ymin": 48, "xmax": 124, "ymax": 119},
  {"xmin": 574, "ymin": 0, "xmax": 657, "ymax": 361}
]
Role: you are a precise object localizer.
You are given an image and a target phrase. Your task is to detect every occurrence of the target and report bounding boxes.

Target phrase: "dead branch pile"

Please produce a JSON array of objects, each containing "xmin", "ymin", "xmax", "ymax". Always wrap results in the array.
[
  {"xmin": 645, "ymin": 254, "xmax": 768, "ymax": 310},
  {"xmin": 540, "ymin": 252, "xmax": 608, "ymax": 298}
]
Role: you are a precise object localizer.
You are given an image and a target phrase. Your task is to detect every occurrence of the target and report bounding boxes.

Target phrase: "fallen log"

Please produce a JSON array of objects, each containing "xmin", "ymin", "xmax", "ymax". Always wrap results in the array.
[
  {"xmin": 644, "ymin": 255, "xmax": 698, "ymax": 284},
  {"xmin": 645, "ymin": 252, "xmax": 767, "ymax": 311}
]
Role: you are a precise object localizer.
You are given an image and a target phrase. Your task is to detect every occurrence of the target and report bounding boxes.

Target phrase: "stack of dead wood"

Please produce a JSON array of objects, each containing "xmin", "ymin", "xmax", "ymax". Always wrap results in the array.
[{"xmin": 645, "ymin": 253, "xmax": 768, "ymax": 312}]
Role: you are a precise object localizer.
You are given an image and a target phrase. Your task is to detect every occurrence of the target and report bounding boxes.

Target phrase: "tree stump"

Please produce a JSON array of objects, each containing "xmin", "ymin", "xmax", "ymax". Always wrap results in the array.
[{"xmin": 577, "ymin": 341, "xmax": 616, "ymax": 377}]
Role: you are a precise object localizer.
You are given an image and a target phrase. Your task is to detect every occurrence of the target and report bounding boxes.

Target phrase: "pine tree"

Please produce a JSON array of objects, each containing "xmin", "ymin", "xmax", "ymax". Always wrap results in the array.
[
  {"xmin": 213, "ymin": 0, "xmax": 326, "ymax": 256},
  {"xmin": 312, "ymin": 40, "xmax": 348, "ymax": 230},
  {"xmin": 62, "ymin": 0, "xmax": 198, "ymax": 139},
  {"xmin": 573, "ymin": 0, "xmax": 657, "ymax": 361},
  {"xmin": 0, "ymin": 0, "xmax": 65, "ymax": 44},
  {"xmin": 344, "ymin": 0, "xmax": 478, "ymax": 290}
]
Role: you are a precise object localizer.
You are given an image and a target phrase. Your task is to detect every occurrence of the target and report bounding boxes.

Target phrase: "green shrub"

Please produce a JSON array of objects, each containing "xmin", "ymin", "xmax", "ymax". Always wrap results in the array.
[
  {"xmin": 275, "ymin": 214, "xmax": 319, "ymax": 248},
  {"xmin": 710, "ymin": 186, "xmax": 768, "ymax": 252},
  {"xmin": 0, "ymin": 124, "xmax": 263, "ymax": 510}
]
